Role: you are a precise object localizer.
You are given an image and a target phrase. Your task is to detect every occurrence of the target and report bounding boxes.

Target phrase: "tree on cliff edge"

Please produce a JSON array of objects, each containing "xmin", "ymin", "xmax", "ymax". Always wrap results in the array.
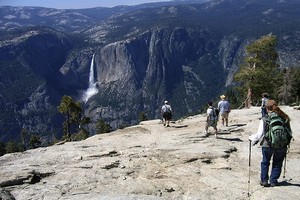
[
  {"xmin": 234, "ymin": 34, "xmax": 282, "ymax": 106},
  {"xmin": 57, "ymin": 95, "xmax": 82, "ymax": 140}
]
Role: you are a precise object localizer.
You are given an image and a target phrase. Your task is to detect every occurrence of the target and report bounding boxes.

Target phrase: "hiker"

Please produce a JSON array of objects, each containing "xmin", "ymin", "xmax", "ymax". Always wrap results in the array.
[
  {"xmin": 261, "ymin": 93, "xmax": 269, "ymax": 118},
  {"xmin": 205, "ymin": 101, "xmax": 218, "ymax": 138},
  {"xmin": 249, "ymin": 100, "xmax": 292, "ymax": 187},
  {"xmin": 161, "ymin": 101, "xmax": 172, "ymax": 127},
  {"xmin": 218, "ymin": 95, "xmax": 231, "ymax": 127}
]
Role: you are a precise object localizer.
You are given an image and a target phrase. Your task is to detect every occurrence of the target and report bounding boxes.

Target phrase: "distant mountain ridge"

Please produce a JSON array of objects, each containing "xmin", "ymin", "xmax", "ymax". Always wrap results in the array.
[
  {"xmin": 1, "ymin": 0, "xmax": 300, "ymax": 143},
  {"xmin": 0, "ymin": 0, "xmax": 210, "ymax": 33}
]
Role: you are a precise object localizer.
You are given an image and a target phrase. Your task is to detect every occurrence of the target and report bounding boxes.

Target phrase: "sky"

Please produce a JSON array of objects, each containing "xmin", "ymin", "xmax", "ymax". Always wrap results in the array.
[{"xmin": 0, "ymin": 0, "xmax": 172, "ymax": 9}]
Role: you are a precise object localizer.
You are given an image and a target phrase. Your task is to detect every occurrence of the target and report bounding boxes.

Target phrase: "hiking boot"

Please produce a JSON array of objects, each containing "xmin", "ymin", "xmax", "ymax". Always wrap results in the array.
[
  {"xmin": 260, "ymin": 181, "xmax": 269, "ymax": 187},
  {"xmin": 270, "ymin": 182, "xmax": 279, "ymax": 187}
]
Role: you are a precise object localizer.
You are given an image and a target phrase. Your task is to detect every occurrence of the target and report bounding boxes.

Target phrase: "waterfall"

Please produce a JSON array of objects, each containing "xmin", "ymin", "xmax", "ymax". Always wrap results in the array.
[{"xmin": 83, "ymin": 54, "xmax": 98, "ymax": 103}]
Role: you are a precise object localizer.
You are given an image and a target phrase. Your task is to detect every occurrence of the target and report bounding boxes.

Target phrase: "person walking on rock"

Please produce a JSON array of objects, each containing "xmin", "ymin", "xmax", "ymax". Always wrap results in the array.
[
  {"xmin": 205, "ymin": 101, "xmax": 218, "ymax": 138},
  {"xmin": 249, "ymin": 100, "xmax": 292, "ymax": 187},
  {"xmin": 161, "ymin": 101, "xmax": 172, "ymax": 127},
  {"xmin": 218, "ymin": 95, "xmax": 230, "ymax": 127}
]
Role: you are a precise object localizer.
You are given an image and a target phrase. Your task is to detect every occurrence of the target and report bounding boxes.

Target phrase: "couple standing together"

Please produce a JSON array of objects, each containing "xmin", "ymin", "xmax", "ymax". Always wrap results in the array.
[{"xmin": 205, "ymin": 95, "xmax": 231, "ymax": 138}]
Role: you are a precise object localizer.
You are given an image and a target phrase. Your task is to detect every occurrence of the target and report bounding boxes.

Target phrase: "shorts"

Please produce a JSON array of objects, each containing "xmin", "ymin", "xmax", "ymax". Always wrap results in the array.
[
  {"xmin": 163, "ymin": 112, "xmax": 172, "ymax": 120},
  {"xmin": 220, "ymin": 112, "xmax": 229, "ymax": 119},
  {"xmin": 206, "ymin": 120, "xmax": 217, "ymax": 129}
]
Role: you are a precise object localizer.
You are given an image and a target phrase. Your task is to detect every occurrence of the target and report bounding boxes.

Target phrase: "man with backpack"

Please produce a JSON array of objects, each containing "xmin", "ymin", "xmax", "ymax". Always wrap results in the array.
[
  {"xmin": 161, "ymin": 101, "xmax": 172, "ymax": 127},
  {"xmin": 205, "ymin": 101, "xmax": 219, "ymax": 138},
  {"xmin": 249, "ymin": 100, "xmax": 292, "ymax": 187}
]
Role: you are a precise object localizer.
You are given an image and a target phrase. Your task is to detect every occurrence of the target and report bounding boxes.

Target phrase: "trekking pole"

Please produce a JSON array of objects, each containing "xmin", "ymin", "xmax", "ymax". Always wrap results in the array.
[{"xmin": 248, "ymin": 140, "xmax": 251, "ymax": 197}]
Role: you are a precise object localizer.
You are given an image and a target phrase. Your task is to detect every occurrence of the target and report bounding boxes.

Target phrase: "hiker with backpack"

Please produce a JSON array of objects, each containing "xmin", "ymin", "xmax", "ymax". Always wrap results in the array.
[
  {"xmin": 205, "ymin": 101, "xmax": 219, "ymax": 138},
  {"xmin": 218, "ymin": 95, "xmax": 231, "ymax": 127},
  {"xmin": 161, "ymin": 101, "xmax": 172, "ymax": 127},
  {"xmin": 249, "ymin": 100, "xmax": 293, "ymax": 187}
]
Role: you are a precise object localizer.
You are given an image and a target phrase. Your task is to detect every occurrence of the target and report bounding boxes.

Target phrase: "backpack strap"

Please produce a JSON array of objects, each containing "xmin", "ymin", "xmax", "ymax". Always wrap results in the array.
[
  {"xmin": 209, "ymin": 107, "xmax": 218, "ymax": 121},
  {"xmin": 260, "ymin": 116, "xmax": 270, "ymax": 146}
]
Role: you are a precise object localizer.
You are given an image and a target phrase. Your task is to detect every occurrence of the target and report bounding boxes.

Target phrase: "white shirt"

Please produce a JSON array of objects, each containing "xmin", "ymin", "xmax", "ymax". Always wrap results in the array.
[
  {"xmin": 161, "ymin": 104, "xmax": 172, "ymax": 113},
  {"xmin": 249, "ymin": 119, "xmax": 264, "ymax": 143},
  {"xmin": 207, "ymin": 107, "xmax": 217, "ymax": 121}
]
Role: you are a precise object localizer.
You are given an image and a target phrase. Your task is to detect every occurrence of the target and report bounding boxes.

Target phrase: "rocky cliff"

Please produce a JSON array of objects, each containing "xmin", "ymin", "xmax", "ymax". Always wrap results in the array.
[
  {"xmin": 87, "ymin": 27, "xmax": 242, "ymax": 128},
  {"xmin": 1, "ymin": 0, "xmax": 300, "ymax": 142},
  {"xmin": 0, "ymin": 27, "xmax": 73, "ymax": 141}
]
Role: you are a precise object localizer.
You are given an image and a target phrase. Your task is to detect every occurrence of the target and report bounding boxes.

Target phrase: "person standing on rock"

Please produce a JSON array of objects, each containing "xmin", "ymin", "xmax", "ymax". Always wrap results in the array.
[
  {"xmin": 161, "ymin": 100, "xmax": 172, "ymax": 127},
  {"xmin": 261, "ymin": 93, "xmax": 269, "ymax": 118},
  {"xmin": 218, "ymin": 95, "xmax": 231, "ymax": 127},
  {"xmin": 205, "ymin": 101, "xmax": 218, "ymax": 138},
  {"xmin": 249, "ymin": 99, "xmax": 292, "ymax": 187}
]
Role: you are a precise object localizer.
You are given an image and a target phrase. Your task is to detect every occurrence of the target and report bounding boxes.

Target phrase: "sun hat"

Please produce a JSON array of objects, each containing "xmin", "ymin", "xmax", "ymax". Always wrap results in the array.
[{"xmin": 220, "ymin": 95, "xmax": 226, "ymax": 100}]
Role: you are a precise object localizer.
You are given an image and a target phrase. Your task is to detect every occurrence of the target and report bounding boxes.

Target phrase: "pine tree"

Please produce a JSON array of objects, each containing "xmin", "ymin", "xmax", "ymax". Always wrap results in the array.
[
  {"xmin": 290, "ymin": 67, "xmax": 300, "ymax": 104},
  {"xmin": 96, "ymin": 119, "xmax": 112, "ymax": 134},
  {"xmin": 29, "ymin": 134, "xmax": 41, "ymax": 149},
  {"xmin": 278, "ymin": 68, "xmax": 292, "ymax": 104},
  {"xmin": 57, "ymin": 95, "xmax": 83, "ymax": 140},
  {"xmin": 20, "ymin": 128, "xmax": 28, "ymax": 151},
  {"xmin": 139, "ymin": 111, "xmax": 148, "ymax": 122},
  {"xmin": 234, "ymin": 34, "xmax": 282, "ymax": 106},
  {"xmin": 5, "ymin": 141, "xmax": 20, "ymax": 153},
  {"xmin": 0, "ymin": 141, "xmax": 6, "ymax": 156}
]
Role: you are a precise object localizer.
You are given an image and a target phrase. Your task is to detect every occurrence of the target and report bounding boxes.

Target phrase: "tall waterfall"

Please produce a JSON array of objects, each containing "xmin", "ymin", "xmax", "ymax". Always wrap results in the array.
[{"xmin": 83, "ymin": 54, "xmax": 98, "ymax": 103}]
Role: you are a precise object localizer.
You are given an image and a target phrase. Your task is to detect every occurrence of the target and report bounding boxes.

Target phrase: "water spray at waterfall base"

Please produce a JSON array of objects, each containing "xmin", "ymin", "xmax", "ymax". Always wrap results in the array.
[{"xmin": 82, "ymin": 54, "xmax": 98, "ymax": 103}]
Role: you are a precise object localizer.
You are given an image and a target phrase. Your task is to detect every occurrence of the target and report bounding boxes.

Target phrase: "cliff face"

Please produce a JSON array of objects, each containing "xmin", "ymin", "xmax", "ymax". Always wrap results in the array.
[
  {"xmin": 86, "ymin": 27, "xmax": 245, "ymax": 128},
  {"xmin": 0, "ymin": 28, "xmax": 73, "ymax": 141},
  {"xmin": 1, "ymin": 0, "xmax": 300, "ymax": 142}
]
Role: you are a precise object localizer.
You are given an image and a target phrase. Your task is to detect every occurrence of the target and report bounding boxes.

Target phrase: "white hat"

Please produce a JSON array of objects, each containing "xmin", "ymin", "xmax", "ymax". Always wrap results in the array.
[
  {"xmin": 220, "ymin": 95, "xmax": 226, "ymax": 100},
  {"xmin": 164, "ymin": 101, "xmax": 168, "ymax": 104}
]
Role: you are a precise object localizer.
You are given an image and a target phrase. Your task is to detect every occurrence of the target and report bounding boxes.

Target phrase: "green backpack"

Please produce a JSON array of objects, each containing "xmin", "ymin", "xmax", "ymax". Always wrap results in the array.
[{"xmin": 264, "ymin": 112, "xmax": 292, "ymax": 148}]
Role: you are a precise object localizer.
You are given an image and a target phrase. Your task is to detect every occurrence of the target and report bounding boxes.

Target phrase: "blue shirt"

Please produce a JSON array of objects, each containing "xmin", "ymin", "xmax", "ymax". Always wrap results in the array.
[{"xmin": 218, "ymin": 100, "xmax": 230, "ymax": 114}]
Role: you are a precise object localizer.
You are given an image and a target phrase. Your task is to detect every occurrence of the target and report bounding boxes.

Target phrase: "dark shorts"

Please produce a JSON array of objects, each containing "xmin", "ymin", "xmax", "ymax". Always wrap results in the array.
[{"xmin": 163, "ymin": 112, "xmax": 172, "ymax": 120}]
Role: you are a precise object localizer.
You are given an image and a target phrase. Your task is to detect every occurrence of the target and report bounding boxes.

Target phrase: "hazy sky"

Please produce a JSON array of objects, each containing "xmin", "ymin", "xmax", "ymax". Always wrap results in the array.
[{"xmin": 0, "ymin": 0, "xmax": 171, "ymax": 9}]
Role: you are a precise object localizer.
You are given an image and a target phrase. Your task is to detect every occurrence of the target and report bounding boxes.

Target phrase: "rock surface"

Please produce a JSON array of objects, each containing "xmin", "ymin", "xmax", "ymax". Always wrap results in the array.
[{"xmin": 0, "ymin": 106, "xmax": 299, "ymax": 200}]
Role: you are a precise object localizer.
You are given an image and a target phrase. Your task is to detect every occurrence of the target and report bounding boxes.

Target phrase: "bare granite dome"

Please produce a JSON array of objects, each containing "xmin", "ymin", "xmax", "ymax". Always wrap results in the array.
[{"xmin": 1, "ymin": 106, "xmax": 300, "ymax": 200}]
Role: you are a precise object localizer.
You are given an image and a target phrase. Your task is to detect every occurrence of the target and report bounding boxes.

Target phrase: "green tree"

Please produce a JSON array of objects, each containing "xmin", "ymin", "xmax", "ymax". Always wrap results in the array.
[
  {"xmin": 72, "ymin": 117, "xmax": 91, "ymax": 141},
  {"xmin": 5, "ymin": 141, "xmax": 20, "ymax": 154},
  {"xmin": 96, "ymin": 119, "xmax": 112, "ymax": 134},
  {"xmin": 139, "ymin": 111, "xmax": 148, "ymax": 122},
  {"xmin": 72, "ymin": 129, "xmax": 89, "ymax": 141},
  {"xmin": 0, "ymin": 141, "xmax": 6, "ymax": 156},
  {"xmin": 290, "ymin": 67, "xmax": 300, "ymax": 104},
  {"xmin": 234, "ymin": 34, "xmax": 282, "ymax": 106},
  {"xmin": 278, "ymin": 68, "xmax": 293, "ymax": 104},
  {"xmin": 57, "ymin": 95, "xmax": 83, "ymax": 140},
  {"xmin": 20, "ymin": 128, "xmax": 28, "ymax": 151},
  {"xmin": 29, "ymin": 134, "xmax": 41, "ymax": 149}
]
